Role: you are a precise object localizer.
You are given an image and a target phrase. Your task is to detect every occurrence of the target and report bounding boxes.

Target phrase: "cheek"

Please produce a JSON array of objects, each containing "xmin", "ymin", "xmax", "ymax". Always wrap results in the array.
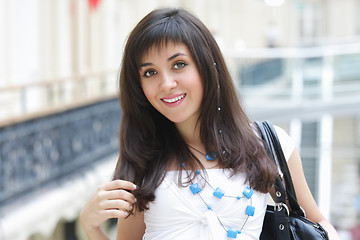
[
  {"xmin": 140, "ymin": 80, "xmax": 150, "ymax": 97},
  {"xmin": 141, "ymin": 84, "xmax": 157, "ymax": 106},
  {"xmin": 142, "ymin": 88, "xmax": 151, "ymax": 102},
  {"xmin": 191, "ymin": 74, "xmax": 204, "ymax": 98}
]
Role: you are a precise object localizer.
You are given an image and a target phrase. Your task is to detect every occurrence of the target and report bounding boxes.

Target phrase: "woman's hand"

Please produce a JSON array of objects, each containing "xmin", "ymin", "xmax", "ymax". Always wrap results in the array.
[
  {"xmin": 80, "ymin": 179, "xmax": 137, "ymax": 239},
  {"xmin": 288, "ymin": 150, "xmax": 341, "ymax": 240}
]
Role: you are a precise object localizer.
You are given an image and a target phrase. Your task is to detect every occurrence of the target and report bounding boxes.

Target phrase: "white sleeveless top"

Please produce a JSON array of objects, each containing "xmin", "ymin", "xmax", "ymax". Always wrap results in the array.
[{"xmin": 143, "ymin": 126, "xmax": 295, "ymax": 240}]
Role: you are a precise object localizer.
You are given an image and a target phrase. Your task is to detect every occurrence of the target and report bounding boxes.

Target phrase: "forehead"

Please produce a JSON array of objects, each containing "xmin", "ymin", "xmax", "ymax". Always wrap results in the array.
[{"xmin": 140, "ymin": 41, "xmax": 191, "ymax": 62}]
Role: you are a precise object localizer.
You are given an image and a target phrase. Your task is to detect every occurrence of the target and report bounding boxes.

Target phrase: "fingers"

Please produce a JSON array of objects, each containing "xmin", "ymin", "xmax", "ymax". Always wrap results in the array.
[
  {"xmin": 102, "ymin": 179, "xmax": 137, "ymax": 192},
  {"xmin": 97, "ymin": 180, "xmax": 137, "ymax": 205},
  {"xmin": 102, "ymin": 209, "xmax": 130, "ymax": 219},
  {"xmin": 95, "ymin": 180, "xmax": 137, "ymax": 214},
  {"xmin": 102, "ymin": 199, "xmax": 134, "ymax": 212},
  {"xmin": 105, "ymin": 189, "xmax": 137, "ymax": 204},
  {"xmin": 81, "ymin": 179, "xmax": 137, "ymax": 229}
]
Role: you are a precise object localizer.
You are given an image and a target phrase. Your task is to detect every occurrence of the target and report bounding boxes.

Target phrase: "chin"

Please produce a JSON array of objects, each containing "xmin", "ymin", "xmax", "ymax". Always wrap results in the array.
[{"xmin": 165, "ymin": 115, "xmax": 188, "ymax": 124}]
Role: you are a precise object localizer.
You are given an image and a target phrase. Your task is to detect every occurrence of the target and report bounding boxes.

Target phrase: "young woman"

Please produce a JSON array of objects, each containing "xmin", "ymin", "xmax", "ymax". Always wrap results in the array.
[{"xmin": 80, "ymin": 8, "xmax": 340, "ymax": 240}]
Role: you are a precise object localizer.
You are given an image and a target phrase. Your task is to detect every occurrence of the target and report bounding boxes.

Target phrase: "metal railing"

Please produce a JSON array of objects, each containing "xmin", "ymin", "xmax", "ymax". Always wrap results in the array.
[
  {"xmin": 228, "ymin": 43, "xmax": 360, "ymax": 121},
  {"xmin": 0, "ymin": 98, "xmax": 121, "ymax": 210},
  {"xmin": 0, "ymin": 70, "xmax": 118, "ymax": 127}
]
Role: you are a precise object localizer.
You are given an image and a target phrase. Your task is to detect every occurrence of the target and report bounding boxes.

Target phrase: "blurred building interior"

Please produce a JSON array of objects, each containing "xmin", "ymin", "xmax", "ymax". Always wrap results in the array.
[{"xmin": 0, "ymin": 0, "xmax": 359, "ymax": 239}]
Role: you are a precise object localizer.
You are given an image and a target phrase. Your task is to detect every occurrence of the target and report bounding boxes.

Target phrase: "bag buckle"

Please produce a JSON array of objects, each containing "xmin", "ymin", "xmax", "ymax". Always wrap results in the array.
[
  {"xmin": 275, "ymin": 202, "xmax": 289, "ymax": 215},
  {"xmin": 299, "ymin": 205, "xmax": 306, "ymax": 217}
]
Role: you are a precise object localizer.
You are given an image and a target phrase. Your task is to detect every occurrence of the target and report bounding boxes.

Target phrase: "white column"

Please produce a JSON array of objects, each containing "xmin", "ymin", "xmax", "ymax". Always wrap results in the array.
[
  {"xmin": 71, "ymin": 0, "xmax": 89, "ymax": 102},
  {"xmin": 318, "ymin": 114, "xmax": 333, "ymax": 220},
  {"xmin": 101, "ymin": 0, "xmax": 116, "ymax": 70},
  {"xmin": 289, "ymin": 118, "xmax": 302, "ymax": 151},
  {"xmin": 54, "ymin": 0, "xmax": 72, "ymax": 78},
  {"xmin": 0, "ymin": 0, "xmax": 12, "ymax": 120},
  {"xmin": 87, "ymin": 1, "xmax": 101, "ymax": 98},
  {"xmin": 291, "ymin": 58, "xmax": 303, "ymax": 103},
  {"xmin": 100, "ymin": 0, "xmax": 120, "ymax": 95},
  {"xmin": 12, "ymin": 0, "xmax": 41, "ymax": 113},
  {"xmin": 40, "ymin": 0, "xmax": 54, "ymax": 79},
  {"xmin": 38, "ymin": 0, "xmax": 55, "ymax": 110},
  {"xmin": 89, "ymin": 1, "xmax": 100, "ymax": 73},
  {"xmin": 76, "ymin": 0, "xmax": 89, "ymax": 74},
  {"xmin": 318, "ymin": 52, "xmax": 334, "ymax": 220},
  {"xmin": 321, "ymin": 55, "xmax": 334, "ymax": 101},
  {"xmin": 0, "ymin": 0, "xmax": 6, "ymax": 86},
  {"xmin": 53, "ymin": 0, "xmax": 72, "ymax": 103}
]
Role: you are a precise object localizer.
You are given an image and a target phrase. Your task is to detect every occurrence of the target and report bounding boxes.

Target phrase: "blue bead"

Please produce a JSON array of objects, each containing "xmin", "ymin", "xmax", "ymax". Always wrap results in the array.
[
  {"xmin": 181, "ymin": 163, "xmax": 185, "ymax": 167},
  {"xmin": 243, "ymin": 187, "xmax": 254, "ymax": 199},
  {"xmin": 196, "ymin": 170, "xmax": 200, "ymax": 174},
  {"xmin": 227, "ymin": 228, "xmax": 238, "ymax": 238},
  {"xmin": 237, "ymin": 196, "xmax": 241, "ymax": 200},
  {"xmin": 213, "ymin": 187, "xmax": 225, "ymax": 199},
  {"xmin": 206, "ymin": 152, "xmax": 216, "ymax": 160},
  {"xmin": 245, "ymin": 205, "xmax": 255, "ymax": 216},
  {"xmin": 189, "ymin": 183, "xmax": 202, "ymax": 194},
  {"xmin": 207, "ymin": 205, "xmax": 212, "ymax": 210},
  {"xmin": 237, "ymin": 230, "xmax": 242, "ymax": 234}
]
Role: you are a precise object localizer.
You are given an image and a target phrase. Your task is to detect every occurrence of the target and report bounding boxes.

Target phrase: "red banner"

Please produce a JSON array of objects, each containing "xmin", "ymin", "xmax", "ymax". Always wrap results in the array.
[{"xmin": 89, "ymin": 0, "xmax": 100, "ymax": 10}]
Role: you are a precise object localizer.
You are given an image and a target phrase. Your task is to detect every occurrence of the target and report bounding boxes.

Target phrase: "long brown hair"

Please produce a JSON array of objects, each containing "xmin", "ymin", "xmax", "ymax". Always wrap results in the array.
[{"xmin": 113, "ymin": 8, "xmax": 278, "ymax": 211}]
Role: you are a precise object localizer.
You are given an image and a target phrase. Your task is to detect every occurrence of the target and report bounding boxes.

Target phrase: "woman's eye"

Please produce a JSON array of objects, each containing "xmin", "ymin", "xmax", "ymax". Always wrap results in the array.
[
  {"xmin": 173, "ymin": 61, "xmax": 187, "ymax": 69},
  {"xmin": 143, "ymin": 69, "xmax": 157, "ymax": 77}
]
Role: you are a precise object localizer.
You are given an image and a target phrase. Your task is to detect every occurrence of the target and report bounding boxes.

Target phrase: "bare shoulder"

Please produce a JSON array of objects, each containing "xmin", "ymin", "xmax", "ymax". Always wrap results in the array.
[{"xmin": 116, "ymin": 210, "xmax": 145, "ymax": 240}]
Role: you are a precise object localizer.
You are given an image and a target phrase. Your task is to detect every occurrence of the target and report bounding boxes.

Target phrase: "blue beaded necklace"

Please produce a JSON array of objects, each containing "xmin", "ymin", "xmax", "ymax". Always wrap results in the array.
[
  {"xmin": 182, "ymin": 163, "xmax": 255, "ymax": 239},
  {"xmin": 188, "ymin": 145, "xmax": 217, "ymax": 160}
]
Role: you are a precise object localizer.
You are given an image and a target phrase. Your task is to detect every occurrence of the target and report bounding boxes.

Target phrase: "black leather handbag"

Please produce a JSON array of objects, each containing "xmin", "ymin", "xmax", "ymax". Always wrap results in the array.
[{"xmin": 255, "ymin": 121, "xmax": 329, "ymax": 240}]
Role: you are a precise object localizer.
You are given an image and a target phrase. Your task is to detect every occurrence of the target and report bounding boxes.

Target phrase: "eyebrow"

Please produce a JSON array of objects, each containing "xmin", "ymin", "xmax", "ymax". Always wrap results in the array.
[
  {"xmin": 139, "ymin": 52, "xmax": 187, "ymax": 68},
  {"xmin": 168, "ymin": 53, "xmax": 187, "ymax": 61}
]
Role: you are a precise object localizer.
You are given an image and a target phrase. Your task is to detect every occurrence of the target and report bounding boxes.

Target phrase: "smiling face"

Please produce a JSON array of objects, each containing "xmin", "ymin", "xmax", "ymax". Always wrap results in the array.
[{"xmin": 139, "ymin": 42, "xmax": 204, "ymax": 127}]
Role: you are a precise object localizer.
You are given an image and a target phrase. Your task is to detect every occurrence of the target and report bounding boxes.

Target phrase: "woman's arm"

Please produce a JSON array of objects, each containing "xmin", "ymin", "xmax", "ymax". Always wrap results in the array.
[
  {"xmin": 287, "ymin": 149, "xmax": 340, "ymax": 240},
  {"xmin": 80, "ymin": 179, "xmax": 139, "ymax": 240},
  {"xmin": 116, "ymin": 211, "xmax": 146, "ymax": 240}
]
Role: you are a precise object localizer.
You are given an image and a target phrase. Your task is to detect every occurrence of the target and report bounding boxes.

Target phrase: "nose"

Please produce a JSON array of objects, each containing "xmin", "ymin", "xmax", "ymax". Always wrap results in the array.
[{"xmin": 159, "ymin": 72, "xmax": 177, "ymax": 91}]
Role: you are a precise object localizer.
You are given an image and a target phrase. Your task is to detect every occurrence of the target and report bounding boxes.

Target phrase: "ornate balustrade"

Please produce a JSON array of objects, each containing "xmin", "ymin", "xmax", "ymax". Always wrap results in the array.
[{"xmin": 0, "ymin": 98, "xmax": 121, "ymax": 209}]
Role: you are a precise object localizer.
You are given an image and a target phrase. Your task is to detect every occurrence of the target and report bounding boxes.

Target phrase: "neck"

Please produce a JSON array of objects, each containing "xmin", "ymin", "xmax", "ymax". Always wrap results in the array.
[{"xmin": 175, "ymin": 119, "xmax": 201, "ymax": 146}]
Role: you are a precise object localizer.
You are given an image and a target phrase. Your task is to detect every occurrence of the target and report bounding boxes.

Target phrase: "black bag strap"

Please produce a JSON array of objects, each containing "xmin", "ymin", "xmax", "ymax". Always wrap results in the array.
[
  {"xmin": 255, "ymin": 121, "xmax": 287, "ymax": 204},
  {"xmin": 256, "ymin": 121, "xmax": 304, "ymax": 216},
  {"xmin": 256, "ymin": 121, "xmax": 291, "ymax": 239}
]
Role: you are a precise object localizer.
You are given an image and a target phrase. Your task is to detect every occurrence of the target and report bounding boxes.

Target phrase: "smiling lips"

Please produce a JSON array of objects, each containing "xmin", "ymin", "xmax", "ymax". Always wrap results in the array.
[{"xmin": 161, "ymin": 93, "xmax": 186, "ymax": 104}]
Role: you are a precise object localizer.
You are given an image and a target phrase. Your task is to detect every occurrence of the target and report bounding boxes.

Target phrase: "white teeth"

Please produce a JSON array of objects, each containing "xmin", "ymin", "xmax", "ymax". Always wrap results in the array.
[{"xmin": 162, "ymin": 94, "xmax": 185, "ymax": 103}]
